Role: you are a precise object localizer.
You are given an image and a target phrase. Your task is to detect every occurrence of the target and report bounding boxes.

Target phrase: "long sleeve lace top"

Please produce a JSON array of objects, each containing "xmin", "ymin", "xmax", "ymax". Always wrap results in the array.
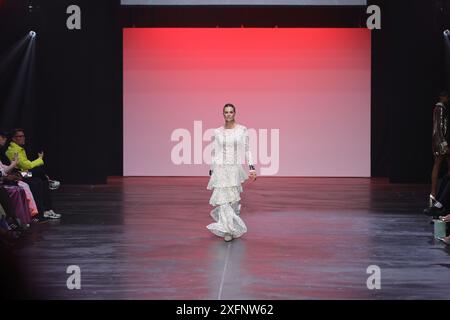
[{"xmin": 207, "ymin": 124, "xmax": 255, "ymax": 190}]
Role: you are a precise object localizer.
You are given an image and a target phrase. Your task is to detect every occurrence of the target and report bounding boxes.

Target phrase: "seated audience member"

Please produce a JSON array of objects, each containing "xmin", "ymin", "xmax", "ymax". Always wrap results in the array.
[
  {"xmin": 0, "ymin": 163, "xmax": 39, "ymax": 220},
  {"xmin": 4, "ymin": 129, "xmax": 61, "ymax": 219},
  {"xmin": 0, "ymin": 142, "xmax": 39, "ymax": 219},
  {"xmin": 0, "ymin": 153, "xmax": 33, "ymax": 228}
]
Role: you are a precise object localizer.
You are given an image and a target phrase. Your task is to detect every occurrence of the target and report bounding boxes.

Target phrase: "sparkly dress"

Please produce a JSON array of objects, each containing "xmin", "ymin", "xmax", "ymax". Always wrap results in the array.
[{"xmin": 206, "ymin": 124, "xmax": 254, "ymax": 239}]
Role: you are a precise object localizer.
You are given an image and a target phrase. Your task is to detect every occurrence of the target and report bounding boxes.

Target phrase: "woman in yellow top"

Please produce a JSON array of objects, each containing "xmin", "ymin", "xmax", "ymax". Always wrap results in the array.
[{"xmin": 6, "ymin": 141, "xmax": 44, "ymax": 171}]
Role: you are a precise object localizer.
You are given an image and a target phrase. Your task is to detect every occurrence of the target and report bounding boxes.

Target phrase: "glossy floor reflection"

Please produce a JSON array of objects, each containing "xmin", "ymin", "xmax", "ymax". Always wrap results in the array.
[{"xmin": 5, "ymin": 177, "xmax": 450, "ymax": 299}]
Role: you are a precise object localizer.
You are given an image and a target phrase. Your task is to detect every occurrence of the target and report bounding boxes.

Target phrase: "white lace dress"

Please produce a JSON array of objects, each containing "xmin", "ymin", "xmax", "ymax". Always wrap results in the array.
[{"xmin": 206, "ymin": 124, "xmax": 255, "ymax": 239}]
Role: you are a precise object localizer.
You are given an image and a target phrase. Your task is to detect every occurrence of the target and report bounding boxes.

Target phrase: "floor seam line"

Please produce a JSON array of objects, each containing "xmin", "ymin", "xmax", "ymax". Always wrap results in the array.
[{"xmin": 217, "ymin": 242, "xmax": 232, "ymax": 300}]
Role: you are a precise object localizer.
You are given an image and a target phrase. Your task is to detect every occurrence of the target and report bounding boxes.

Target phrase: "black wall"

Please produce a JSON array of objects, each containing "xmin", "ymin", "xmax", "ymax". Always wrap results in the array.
[
  {"xmin": 0, "ymin": 0, "xmax": 449, "ymax": 184},
  {"xmin": 370, "ymin": 0, "xmax": 449, "ymax": 182}
]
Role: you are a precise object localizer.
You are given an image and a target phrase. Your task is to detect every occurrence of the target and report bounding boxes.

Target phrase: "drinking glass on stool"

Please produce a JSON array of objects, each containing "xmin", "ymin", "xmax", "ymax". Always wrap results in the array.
[{"xmin": 434, "ymin": 219, "xmax": 447, "ymax": 239}]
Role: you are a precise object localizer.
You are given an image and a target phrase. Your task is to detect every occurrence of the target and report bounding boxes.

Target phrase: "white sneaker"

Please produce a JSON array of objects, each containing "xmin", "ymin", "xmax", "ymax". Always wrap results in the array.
[
  {"xmin": 49, "ymin": 180, "xmax": 60, "ymax": 190},
  {"xmin": 44, "ymin": 210, "xmax": 61, "ymax": 219}
]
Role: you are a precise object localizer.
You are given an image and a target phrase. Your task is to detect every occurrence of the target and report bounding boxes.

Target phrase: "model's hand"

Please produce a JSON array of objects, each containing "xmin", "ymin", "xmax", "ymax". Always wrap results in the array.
[
  {"xmin": 440, "ymin": 215, "xmax": 450, "ymax": 222},
  {"xmin": 38, "ymin": 151, "xmax": 44, "ymax": 159},
  {"xmin": 249, "ymin": 170, "xmax": 257, "ymax": 181}
]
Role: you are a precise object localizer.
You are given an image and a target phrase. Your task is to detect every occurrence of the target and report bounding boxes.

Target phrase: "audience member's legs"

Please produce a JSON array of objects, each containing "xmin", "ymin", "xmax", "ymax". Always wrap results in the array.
[
  {"xmin": 27, "ymin": 166, "xmax": 60, "ymax": 219},
  {"xmin": 28, "ymin": 167, "xmax": 53, "ymax": 211},
  {"xmin": 17, "ymin": 181, "xmax": 39, "ymax": 217},
  {"xmin": 437, "ymin": 174, "xmax": 450, "ymax": 200},
  {"xmin": 41, "ymin": 180, "xmax": 53, "ymax": 211},
  {"xmin": 0, "ymin": 202, "xmax": 22, "ymax": 242},
  {"xmin": 23, "ymin": 177, "xmax": 45, "ymax": 213},
  {"xmin": 29, "ymin": 166, "xmax": 48, "ymax": 181},
  {"xmin": 2, "ymin": 186, "xmax": 31, "ymax": 226},
  {"xmin": 437, "ymin": 180, "xmax": 450, "ymax": 209},
  {"xmin": 0, "ymin": 187, "xmax": 15, "ymax": 220}
]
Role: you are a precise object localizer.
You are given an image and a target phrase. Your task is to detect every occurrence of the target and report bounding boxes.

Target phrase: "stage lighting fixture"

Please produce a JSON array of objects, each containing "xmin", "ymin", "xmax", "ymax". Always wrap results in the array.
[
  {"xmin": 444, "ymin": 29, "xmax": 450, "ymax": 36},
  {"xmin": 29, "ymin": 31, "xmax": 36, "ymax": 38}
]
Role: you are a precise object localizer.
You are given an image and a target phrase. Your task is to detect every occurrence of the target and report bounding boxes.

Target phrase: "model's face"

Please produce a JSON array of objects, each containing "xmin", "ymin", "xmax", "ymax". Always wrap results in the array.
[
  {"xmin": 0, "ymin": 136, "xmax": 6, "ymax": 147},
  {"xmin": 12, "ymin": 131, "xmax": 25, "ymax": 146},
  {"xmin": 223, "ymin": 106, "xmax": 235, "ymax": 123}
]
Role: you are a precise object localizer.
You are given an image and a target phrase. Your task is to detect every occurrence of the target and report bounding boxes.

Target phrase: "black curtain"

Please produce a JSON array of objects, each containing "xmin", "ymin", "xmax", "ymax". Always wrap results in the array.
[
  {"xmin": 370, "ymin": 0, "xmax": 449, "ymax": 182},
  {"xmin": 0, "ymin": 0, "xmax": 122, "ymax": 184}
]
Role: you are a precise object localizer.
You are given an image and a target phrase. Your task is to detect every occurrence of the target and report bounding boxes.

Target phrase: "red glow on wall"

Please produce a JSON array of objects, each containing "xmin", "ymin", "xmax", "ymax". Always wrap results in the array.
[{"xmin": 124, "ymin": 28, "xmax": 371, "ymax": 177}]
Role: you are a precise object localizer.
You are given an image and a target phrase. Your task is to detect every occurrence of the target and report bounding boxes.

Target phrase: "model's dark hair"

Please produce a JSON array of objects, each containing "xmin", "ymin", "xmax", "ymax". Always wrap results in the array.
[
  {"xmin": 0, "ymin": 130, "xmax": 6, "ymax": 138},
  {"xmin": 223, "ymin": 103, "xmax": 236, "ymax": 113},
  {"xmin": 440, "ymin": 90, "xmax": 449, "ymax": 98}
]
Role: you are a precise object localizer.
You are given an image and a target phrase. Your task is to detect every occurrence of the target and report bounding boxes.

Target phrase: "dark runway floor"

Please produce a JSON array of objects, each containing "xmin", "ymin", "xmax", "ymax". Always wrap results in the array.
[{"xmin": 3, "ymin": 177, "xmax": 450, "ymax": 299}]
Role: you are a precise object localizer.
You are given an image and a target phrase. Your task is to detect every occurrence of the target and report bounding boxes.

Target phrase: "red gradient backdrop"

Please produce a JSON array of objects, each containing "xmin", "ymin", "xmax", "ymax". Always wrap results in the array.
[{"xmin": 123, "ymin": 28, "xmax": 371, "ymax": 176}]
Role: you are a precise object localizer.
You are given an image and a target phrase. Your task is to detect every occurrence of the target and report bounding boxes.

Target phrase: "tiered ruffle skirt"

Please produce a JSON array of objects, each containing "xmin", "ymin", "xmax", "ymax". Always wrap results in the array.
[{"xmin": 206, "ymin": 165, "xmax": 248, "ymax": 238}]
